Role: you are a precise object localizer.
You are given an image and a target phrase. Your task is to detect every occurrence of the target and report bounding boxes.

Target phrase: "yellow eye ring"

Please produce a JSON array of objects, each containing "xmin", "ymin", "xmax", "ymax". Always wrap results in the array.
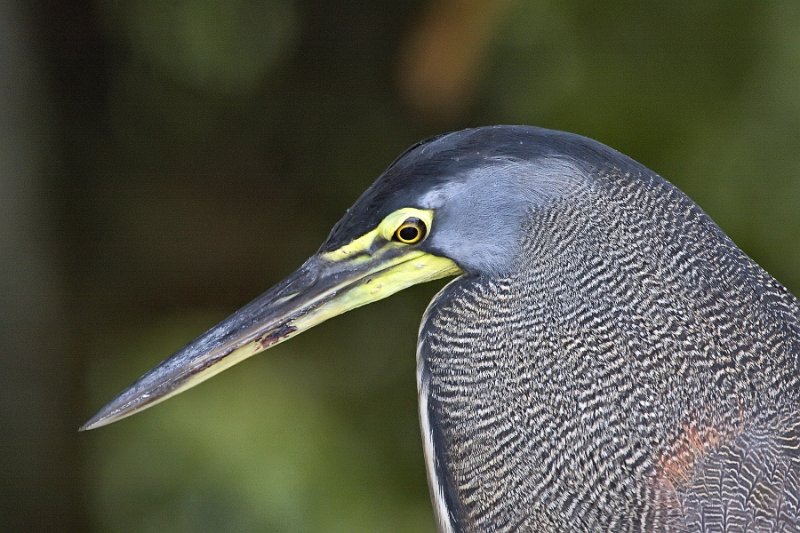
[{"xmin": 393, "ymin": 217, "xmax": 427, "ymax": 244}]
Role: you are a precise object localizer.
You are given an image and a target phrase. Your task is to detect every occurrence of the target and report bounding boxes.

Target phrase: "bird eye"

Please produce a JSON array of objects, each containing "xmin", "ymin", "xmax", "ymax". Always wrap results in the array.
[{"xmin": 393, "ymin": 217, "xmax": 427, "ymax": 244}]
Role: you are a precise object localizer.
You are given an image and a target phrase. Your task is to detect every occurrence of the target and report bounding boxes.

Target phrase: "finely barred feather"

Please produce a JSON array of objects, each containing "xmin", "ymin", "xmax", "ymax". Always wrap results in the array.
[{"xmin": 417, "ymin": 154, "xmax": 800, "ymax": 531}]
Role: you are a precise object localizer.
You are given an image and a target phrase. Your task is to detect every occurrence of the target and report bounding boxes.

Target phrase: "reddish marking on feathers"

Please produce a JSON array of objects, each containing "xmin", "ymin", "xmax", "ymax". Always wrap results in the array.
[
  {"xmin": 650, "ymin": 412, "xmax": 751, "ymax": 523},
  {"xmin": 654, "ymin": 404, "xmax": 749, "ymax": 494},
  {"xmin": 655, "ymin": 424, "xmax": 722, "ymax": 489}
]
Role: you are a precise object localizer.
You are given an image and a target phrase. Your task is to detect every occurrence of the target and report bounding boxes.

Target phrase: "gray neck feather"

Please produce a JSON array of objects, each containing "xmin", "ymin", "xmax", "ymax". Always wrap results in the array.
[
  {"xmin": 419, "ymin": 165, "xmax": 800, "ymax": 529},
  {"xmin": 423, "ymin": 156, "xmax": 592, "ymax": 276}
]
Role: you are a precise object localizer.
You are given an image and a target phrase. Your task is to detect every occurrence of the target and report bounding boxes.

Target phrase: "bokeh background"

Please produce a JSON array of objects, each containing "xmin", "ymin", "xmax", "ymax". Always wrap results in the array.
[{"xmin": 2, "ymin": 1, "xmax": 799, "ymax": 531}]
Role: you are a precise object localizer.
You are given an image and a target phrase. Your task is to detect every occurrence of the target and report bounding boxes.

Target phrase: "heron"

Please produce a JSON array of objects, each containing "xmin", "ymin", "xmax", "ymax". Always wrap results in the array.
[{"xmin": 83, "ymin": 125, "xmax": 800, "ymax": 531}]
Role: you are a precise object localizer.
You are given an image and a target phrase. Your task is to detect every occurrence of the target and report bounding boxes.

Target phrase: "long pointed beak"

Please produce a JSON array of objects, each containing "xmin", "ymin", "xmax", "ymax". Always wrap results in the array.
[{"xmin": 81, "ymin": 247, "xmax": 460, "ymax": 431}]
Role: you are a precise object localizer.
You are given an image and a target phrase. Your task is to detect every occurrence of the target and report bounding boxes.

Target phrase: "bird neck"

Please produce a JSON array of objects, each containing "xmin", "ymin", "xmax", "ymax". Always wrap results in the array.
[{"xmin": 419, "ymin": 169, "xmax": 800, "ymax": 528}]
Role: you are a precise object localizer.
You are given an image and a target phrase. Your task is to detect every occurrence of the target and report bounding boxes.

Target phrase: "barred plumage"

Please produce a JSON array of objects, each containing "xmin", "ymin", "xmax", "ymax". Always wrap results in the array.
[{"xmin": 417, "ymin": 145, "xmax": 800, "ymax": 531}]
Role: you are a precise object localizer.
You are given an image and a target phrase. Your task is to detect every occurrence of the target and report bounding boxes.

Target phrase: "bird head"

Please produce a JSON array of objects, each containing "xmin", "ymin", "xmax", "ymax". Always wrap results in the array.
[{"xmin": 81, "ymin": 125, "xmax": 633, "ymax": 430}]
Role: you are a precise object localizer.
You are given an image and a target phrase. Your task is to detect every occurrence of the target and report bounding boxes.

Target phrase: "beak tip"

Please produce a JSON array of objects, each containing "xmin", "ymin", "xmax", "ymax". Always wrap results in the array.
[
  {"xmin": 79, "ymin": 402, "xmax": 127, "ymax": 432},
  {"xmin": 79, "ymin": 411, "xmax": 109, "ymax": 432}
]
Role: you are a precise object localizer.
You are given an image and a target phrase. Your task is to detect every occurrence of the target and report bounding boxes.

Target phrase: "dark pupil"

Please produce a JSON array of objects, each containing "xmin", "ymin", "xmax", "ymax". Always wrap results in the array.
[{"xmin": 398, "ymin": 225, "xmax": 419, "ymax": 242}]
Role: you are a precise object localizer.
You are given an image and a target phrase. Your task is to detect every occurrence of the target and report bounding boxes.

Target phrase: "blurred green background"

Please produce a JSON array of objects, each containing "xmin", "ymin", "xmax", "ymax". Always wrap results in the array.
[{"xmin": 2, "ymin": 1, "xmax": 799, "ymax": 531}]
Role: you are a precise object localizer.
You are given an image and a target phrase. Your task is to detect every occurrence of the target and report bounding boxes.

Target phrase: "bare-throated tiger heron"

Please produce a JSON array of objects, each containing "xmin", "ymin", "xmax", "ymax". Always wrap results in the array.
[{"xmin": 83, "ymin": 126, "xmax": 800, "ymax": 531}]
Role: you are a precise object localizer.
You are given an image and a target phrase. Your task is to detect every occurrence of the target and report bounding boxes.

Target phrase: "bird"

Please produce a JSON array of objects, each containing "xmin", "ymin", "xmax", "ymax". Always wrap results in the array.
[{"xmin": 82, "ymin": 125, "xmax": 800, "ymax": 532}]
